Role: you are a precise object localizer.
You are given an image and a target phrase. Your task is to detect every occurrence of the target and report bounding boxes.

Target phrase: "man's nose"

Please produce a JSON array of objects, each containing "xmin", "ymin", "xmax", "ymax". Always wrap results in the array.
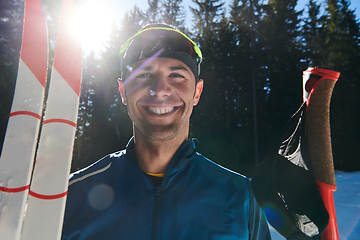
[{"xmin": 150, "ymin": 77, "xmax": 171, "ymax": 98}]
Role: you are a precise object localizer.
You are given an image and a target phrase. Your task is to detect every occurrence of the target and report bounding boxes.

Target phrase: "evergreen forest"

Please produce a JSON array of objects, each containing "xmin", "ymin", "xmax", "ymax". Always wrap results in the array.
[{"xmin": 1, "ymin": 0, "xmax": 359, "ymax": 177}]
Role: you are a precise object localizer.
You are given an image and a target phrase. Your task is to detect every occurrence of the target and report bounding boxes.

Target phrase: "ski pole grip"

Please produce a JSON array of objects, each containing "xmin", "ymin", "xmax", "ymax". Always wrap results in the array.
[
  {"xmin": 303, "ymin": 67, "xmax": 340, "ymax": 240},
  {"xmin": 303, "ymin": 67, "xmax": 340, "ymax": 186}
]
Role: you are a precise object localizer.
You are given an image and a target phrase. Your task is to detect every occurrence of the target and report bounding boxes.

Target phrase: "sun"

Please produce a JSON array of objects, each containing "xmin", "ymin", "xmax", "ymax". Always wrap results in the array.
[{"xmin": 70, "ymin": 1, "xmax": 115, "ymax": 53}]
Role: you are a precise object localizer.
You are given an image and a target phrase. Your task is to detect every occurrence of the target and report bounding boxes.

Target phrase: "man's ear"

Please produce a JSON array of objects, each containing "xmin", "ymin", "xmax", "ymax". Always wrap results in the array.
[
  {"xmin": 118, "ymin": 78, "xmax": 127, "ymax": 105},
  {"xmin": 193, "ymin": 79, "xmax": 203, "ymax": 106}
]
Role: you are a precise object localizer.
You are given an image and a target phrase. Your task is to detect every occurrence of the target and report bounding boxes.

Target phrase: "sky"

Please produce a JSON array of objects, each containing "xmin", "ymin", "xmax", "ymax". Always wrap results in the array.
[
  {"xmin": 97, "ymin": 0, "xmax": 360, "ymax": 30},
  {"xmin": 271, "ymin": 171, "xmax": 360, "ymax": 240}
]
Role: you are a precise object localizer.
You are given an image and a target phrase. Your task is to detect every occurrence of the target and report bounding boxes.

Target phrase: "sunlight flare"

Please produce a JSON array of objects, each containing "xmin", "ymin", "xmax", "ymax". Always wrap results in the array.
[{"xmin": 70, "ymin": 1, "xmax": 114, "ymax": 53}]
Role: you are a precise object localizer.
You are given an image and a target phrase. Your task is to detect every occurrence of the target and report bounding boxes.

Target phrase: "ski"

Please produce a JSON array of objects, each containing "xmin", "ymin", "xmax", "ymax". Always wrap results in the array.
[
  {"xmin": 0, "ymin": 0, "xmax": 48, "ymax": 239},
  {"xmin": 20, "ymin": 0, "xmax": 82, "ymax": 239}
]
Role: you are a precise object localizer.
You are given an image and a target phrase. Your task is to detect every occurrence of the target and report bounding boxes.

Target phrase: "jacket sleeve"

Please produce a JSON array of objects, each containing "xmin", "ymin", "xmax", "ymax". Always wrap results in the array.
[{"xmin": 248, "ymin": 179, "xmax": 272, "ymax": 240}]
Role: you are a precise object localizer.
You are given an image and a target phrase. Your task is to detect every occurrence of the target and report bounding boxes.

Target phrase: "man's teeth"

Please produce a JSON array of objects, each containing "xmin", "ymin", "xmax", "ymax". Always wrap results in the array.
[{"xmin": 148, "ymin": 107, "xmax": 175, "ymax": 115}]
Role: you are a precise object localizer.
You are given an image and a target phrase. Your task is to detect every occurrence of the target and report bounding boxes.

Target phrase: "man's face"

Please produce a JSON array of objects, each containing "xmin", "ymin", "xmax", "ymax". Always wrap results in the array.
[{"xmin": 120, "ymin": 57, "xmax": 203, "ymax": 141}]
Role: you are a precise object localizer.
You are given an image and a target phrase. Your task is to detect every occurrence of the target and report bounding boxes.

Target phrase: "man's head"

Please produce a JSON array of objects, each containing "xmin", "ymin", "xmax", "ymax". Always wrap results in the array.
[{"xmin": 118, "ymin": 23, "xmax": 203, "ymax": 142}]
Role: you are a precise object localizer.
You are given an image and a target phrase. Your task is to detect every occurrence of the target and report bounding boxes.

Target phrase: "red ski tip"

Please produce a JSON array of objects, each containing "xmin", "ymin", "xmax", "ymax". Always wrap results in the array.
[{"xmin": 20, "ymin": 0, "xmax": 47, "ymax": 87}]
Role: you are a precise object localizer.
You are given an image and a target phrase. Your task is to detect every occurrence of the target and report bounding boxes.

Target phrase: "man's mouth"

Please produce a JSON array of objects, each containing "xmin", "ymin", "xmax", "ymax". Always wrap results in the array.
[{"xmin": 146, "ymin": 106, "xmax": 177, "ymax": 115}]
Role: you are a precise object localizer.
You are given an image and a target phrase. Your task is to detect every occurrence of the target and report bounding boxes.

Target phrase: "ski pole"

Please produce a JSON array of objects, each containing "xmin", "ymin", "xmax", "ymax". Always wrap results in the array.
[
  {"xmin": 0, "ymin": 0, "xmax": 48, "ymax": 239},
  {"xmin": 302, "ymin": 67, "xmax": 340, "ymax": 240}
]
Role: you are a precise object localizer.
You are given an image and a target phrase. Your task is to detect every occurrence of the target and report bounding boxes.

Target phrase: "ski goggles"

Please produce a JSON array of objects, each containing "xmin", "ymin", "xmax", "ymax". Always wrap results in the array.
[{"xmin": 119, "ymin": 27, "xmax": 203, "ymax": 80}]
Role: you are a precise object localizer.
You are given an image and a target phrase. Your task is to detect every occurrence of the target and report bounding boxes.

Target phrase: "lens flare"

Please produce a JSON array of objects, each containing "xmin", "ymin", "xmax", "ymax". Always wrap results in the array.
[
  {"xmin": 127, "ymin": 65, "xmax": 133, "ymax": 72},
  {"xmin": 262, "ymin": 204, "xmax": 287, "ymax": 230},
  {"xmin": 88, "ymin": 184, "xmax": 114, "ymax": 211}
]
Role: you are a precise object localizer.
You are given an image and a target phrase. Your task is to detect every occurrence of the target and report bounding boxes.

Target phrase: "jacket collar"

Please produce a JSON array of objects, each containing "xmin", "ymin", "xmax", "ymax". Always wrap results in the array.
[{"xmin": 124, "ymin": 136, "xmax": 196, "ymax": 174}]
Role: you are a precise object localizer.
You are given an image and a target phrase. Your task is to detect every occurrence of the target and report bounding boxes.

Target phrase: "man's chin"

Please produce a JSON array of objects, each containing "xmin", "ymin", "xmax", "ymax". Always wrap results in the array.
[
  {"xmin": 137, "ymin": 124, "xmax": 184, "ymax": 141},
  {"xmin": 146, "ymin": 128, "xmax": 178, "ymax": 141}
]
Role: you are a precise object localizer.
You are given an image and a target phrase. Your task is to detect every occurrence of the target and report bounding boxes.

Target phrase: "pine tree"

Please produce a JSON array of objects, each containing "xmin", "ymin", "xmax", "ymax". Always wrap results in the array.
[
  {"xmin": 319, "ymin": 0, "xmax": 360, "ymax": 171},
  {"xmin": 189, "ymin": 0, "xmax": 226, "ymax": 134},
  {"xmin": 147, "ymin": 0, "xmax": 160, "ymax": 23},
  {"xmin": 159, "ymin": 0, "xmax": 186, "ymax": 28},
  {"xmin": 190, "ymin": 0, "xmax": 225, "ymax": 38},
  {"xmin": 258, "ymin": 0, "xmax": 304, "ymax": 158},
  {"xmin": 302, "ymin": 0, "xmax": 326, "ymax": 66},
  {"xmin": 72, "ymin": 52, "xmax": 97, "ymax": 171},
  {"xmin": 189, "ymin": 0, "xmax": 225, "ymax": 119},
  {"xmin": 229, "ymin": 0, "xmax": 267, "ymax": 172},
  {"xmin": 190, "ymin": 0, "xmax": 252, "ymax": 173},
  {"xmin": 120, "ymin": 5, "xmax": 146, "ymax": 38},
  {"xmin": 72, "ymin": 23, "xmax": 134, "ymax": 171},
  {"xmin": 98, "ymin": 22, "xmax": 133, "ymax": 157},
  {"xmin": 0, "ymin": 0, "xmax": 27, "ymax": 152},
  {"xmin": 317, "ymin": 0, "xmax": 360, "ymax": 69}
]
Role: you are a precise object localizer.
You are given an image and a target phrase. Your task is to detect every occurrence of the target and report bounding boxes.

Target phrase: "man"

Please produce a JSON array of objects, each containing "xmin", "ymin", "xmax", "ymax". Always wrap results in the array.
[{"xmin": 62, "ymin": 23, "xmax": 271, "ymax": 240}]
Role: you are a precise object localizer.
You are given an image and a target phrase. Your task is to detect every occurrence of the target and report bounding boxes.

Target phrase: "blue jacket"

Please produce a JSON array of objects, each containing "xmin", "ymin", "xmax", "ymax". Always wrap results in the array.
[{"xmin": 62, "ymin": 138, "xmax": 271, "ymax": 240}]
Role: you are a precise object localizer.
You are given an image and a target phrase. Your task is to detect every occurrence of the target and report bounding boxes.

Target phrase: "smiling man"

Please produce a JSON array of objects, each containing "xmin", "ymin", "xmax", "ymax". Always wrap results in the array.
[{"xmin": 61, "ymin": 24, "xmax": 271, "ymax": 240}]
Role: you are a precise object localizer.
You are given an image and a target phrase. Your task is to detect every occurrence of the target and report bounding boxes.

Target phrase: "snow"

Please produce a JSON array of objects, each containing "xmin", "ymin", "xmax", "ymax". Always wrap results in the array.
[{"xmin": 270, "ymin": 171, "xmax": 360, "ymax": 240}]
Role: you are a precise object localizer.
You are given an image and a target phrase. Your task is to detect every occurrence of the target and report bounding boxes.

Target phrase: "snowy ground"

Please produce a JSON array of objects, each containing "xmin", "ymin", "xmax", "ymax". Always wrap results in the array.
[{"xmin": 270, "ymin": 171, "xmax": 360, "ymax": 240}]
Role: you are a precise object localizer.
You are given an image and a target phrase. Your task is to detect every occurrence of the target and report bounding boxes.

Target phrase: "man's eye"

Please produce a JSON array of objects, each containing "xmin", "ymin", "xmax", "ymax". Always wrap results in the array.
[
  {"xmin": 170, "ymin": 73, "xmax": 184, "ymax": 78},
  {"xmin": 136, "ymin": 73, "xmax": 152, "ymax": 79}
]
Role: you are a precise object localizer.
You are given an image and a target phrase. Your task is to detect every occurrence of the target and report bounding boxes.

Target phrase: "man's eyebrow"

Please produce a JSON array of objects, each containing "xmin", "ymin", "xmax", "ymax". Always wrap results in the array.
[
  {"xmin": 169, "ymin": 66, "xmax": 189, "ymax": 72},
  {"xmin": 139, "ymin": 66, "xmax": 152, "ymax": 71}
]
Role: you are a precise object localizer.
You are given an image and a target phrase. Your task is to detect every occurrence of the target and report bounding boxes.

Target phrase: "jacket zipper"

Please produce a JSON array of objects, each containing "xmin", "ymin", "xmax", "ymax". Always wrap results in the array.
[
  {"xmin": 150, "ymin": 143, "xmax": 188, "ymax": 240},
  {"xmin": 152, "ymin": 185, "xmax": 161, "ymax": 240}
]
